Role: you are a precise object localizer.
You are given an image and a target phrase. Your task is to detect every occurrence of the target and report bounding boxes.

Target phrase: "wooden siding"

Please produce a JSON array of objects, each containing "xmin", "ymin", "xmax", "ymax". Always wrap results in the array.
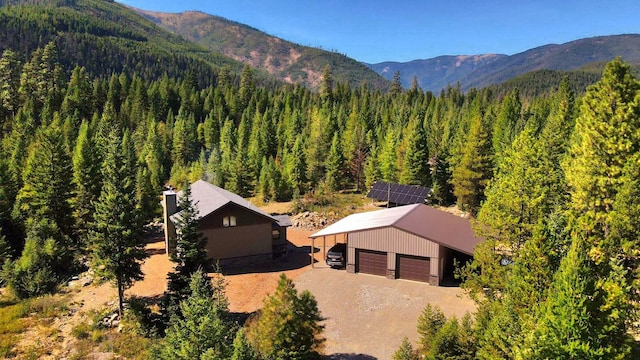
[
  {"xmin": 201, "ymin": 223, "xmax": 272, "ymax": 259},
  {"xmin": 198, "ymin": 203, "xmax": 273, "ymax": 260}
]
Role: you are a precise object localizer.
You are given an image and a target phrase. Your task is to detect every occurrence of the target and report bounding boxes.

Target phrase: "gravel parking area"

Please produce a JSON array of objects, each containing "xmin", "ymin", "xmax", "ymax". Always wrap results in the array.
[{"xmin": 294, "ymin": 267, "xmax": 476, "ymax": 360}]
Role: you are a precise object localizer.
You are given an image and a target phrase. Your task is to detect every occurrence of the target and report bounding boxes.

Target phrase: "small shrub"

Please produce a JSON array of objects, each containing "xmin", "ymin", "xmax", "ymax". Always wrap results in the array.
[
  {"xmin": 0, "ymin": 334, "xmax": 18, "ymax": 358},
  {"xmin": 91, "ymin": 329, "xmax": 104, "ymax": 343},
  {"xmin": 71, "ymin": 322, "xmax": 91, "ymax": 339},
  {"xmin": 102, "ymin": 332, "xmax": 153, "ymax": 360},
  {"xmin": 69, "ymin": 338, "xmax": 94, "ymax": 360},
  {"xmin": 120, "ymin": 296, "xmax": 161, "ymax": 337},
  {"xmin": 27, "ymin": 294, "xmax": 68, "ymax": 318}
]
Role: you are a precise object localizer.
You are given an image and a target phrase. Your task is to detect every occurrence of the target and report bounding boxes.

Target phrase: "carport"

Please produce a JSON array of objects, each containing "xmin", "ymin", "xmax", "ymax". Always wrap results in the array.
[{"xmin": 309, "ymin": 204, "xmax": 482, "ymax": 285}]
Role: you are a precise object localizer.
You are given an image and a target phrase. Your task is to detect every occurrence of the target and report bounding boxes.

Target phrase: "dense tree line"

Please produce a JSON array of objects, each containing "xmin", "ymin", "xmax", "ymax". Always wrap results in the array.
[
  {"xmin": 394, "ymin": 58, "xmax": 640, "ymax": 359},
  {"xmin": 1, "ymin": 36, "xmax": 638, "ymax": 358},
  {"xmin": 0, "ymin": 40, "xmax": 607, "ymax": 288}
]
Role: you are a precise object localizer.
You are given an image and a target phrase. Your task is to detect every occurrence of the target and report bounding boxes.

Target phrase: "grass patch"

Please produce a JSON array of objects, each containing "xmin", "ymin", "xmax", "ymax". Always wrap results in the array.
[
  {"xmin": 100, "ymin": 331, "xmax": 153, "ymax": 360},
  {"xmin": 0, "ymin": 300, "xmax": 31, "ymax": 358},
  {"xmin": 68, "ymin": 338, "xmax": 94, "ymax": 360},
  {"xmin": 0, "ymin": 293, "xmax": 69, "ymax": 358},
  {"xmin": 72, "ymin": 322, "xmax": 91, "ymax": 339},
  {"xmin": 26, "ymin": 294, "xmax": 69, "ymax": 319}
]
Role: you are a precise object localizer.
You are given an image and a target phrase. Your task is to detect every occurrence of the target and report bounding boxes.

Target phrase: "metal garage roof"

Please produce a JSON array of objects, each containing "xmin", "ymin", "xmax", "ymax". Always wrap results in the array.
[
  {"xmin": 311, "ymin": 204, "xmax": 419, "ymax": 238},
  {"xmin": 310, "ymin": 204, "xmax": 482, "ymax": 255}
]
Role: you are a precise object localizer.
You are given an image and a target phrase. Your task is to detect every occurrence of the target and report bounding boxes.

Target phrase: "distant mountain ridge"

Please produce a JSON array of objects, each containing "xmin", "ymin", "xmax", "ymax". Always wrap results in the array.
[
  {"xmin": 367, "ymin": 54, "xmax": 507, "ymax": 93},
  {"xmin": 367, "ymin": 34, "xmax": 640, "ymax": 93},
  {"xmin": 134, "ymin": 9, "xmax": 389, "ymax": 90}
]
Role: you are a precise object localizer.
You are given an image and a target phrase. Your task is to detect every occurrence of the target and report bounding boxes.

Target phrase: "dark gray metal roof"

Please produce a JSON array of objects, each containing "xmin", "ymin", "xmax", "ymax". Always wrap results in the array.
[
  {"xmin": 310, "ymin": 204, "xmax": 482, "ymax": 255},
  {"xmin": 273, "ymin": 214, "xmax": 292, "ymax": 227},
  {"xmin": 171, "ymin": 180, "xmax": 278, "ymax": 223}
]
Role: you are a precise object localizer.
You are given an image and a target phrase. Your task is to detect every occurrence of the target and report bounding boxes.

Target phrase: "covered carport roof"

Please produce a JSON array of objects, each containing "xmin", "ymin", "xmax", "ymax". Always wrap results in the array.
[{"xmin": 310, "ymin": 204, "xmax": 482, "ymax": 256}]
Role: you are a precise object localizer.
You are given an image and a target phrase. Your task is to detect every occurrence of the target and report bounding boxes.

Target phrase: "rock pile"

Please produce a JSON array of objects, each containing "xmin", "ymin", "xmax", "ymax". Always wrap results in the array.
[{"xmin": 290, "ymin": 211, "xmax": 338, "ymax": 230}]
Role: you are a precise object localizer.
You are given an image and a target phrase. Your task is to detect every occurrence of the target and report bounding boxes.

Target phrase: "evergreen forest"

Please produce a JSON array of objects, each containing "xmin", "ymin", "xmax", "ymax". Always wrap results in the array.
[{"xmin": 1, "ymin": 3, "xmax": 640, "ymax": 356}]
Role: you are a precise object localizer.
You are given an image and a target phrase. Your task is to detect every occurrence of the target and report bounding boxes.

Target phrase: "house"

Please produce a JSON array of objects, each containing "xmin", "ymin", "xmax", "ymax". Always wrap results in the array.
[
  {"xmin": 162, "ymin": 180, "xmax": 291, "ymax": 267},
  {"xmin": 310, "ymin": 204, "xmax": 481, "ymax": 285}
]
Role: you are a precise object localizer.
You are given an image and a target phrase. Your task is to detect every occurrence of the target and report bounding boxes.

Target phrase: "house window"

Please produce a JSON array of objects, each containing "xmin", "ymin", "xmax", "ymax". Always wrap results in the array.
[
  {"xmin": 223, "ymin": 216, "xmax": 237, "ymax": 227},
  {"xmin": 272, "ymin": 229, "xmax": 280, "ymax": 239}
]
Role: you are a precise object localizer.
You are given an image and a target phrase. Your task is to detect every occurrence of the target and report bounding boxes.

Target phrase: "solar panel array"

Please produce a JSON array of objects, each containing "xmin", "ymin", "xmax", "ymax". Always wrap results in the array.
[{"xmin": 366, "ymin": 181, "xmax": 432, "ymax": 205}]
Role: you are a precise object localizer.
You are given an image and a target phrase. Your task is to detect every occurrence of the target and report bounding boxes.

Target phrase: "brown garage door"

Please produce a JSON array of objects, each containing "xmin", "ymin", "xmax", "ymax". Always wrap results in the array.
[
  {"xmin": 357, "ymin": 249, "xmax": 387, "ymax": 276},
  {"xmin": 398, "ymin": 255, "xmax": 430, "ymax": 282}
]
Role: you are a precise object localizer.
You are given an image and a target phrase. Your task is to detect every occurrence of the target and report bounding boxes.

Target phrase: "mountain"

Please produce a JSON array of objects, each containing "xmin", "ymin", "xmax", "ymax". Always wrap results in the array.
[
  {"xmin": 133, "ymin": 9, "xmax": 389, "ymax": 90},
  {"xmin": 367, "ymin": 54, "xmax": 507, "ymax": 93},
  {"xmin": 368, "ymin": 34, "xmax": 640, "ymax": 93},
  {"xmin": 0, "ymin": 0, "xmax": 244, "ymax": 85}
]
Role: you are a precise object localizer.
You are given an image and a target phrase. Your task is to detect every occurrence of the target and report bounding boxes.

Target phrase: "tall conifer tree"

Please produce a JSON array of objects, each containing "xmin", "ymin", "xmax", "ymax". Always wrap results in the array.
[
  {"xmin": 451, "ymin": 100, "xmax": 492, "ymax": 214},
  {"xmin": 72, "ymin": 120, "xmax": 101, "ymax": 245},
  {"xmin": 89, "ymin": 128, "xmax": 147, "ymax": 316}
]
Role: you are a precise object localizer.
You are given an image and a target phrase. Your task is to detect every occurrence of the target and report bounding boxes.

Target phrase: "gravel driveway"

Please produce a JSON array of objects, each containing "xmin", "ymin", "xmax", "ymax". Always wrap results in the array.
[{"xmin": 294, "ymin": 267, "xmax": 476, "ymax": 360}]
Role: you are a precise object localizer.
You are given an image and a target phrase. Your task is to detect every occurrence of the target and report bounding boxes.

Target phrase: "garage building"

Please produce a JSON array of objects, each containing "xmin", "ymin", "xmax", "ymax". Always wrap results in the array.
[{"xmin": 310, "ymin": 204, "xmax": 481, "ymax": 285}]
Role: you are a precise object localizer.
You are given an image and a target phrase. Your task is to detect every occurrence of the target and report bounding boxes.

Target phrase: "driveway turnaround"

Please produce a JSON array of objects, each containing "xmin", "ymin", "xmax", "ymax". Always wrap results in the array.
[{"xmin": 294, "ymin": 267, "xmax": 476, "ymax": 360}]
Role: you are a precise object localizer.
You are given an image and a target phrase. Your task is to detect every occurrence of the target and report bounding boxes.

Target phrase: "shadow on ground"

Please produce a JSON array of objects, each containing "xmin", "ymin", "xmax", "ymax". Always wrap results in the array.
[
  {"xmin": 324, "ymin": 353, "xmax": 377, "ymax": 360},
  {"xmin": 221, "ymin": 241, "xmax": 320, "ymax": 276}
]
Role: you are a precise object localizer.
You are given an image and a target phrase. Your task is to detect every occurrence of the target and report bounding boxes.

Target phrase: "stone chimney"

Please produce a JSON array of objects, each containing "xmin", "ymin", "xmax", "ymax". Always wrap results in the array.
[{"xmin": 162, "ymin": 190, "xmax": 177, "ymax": 254}]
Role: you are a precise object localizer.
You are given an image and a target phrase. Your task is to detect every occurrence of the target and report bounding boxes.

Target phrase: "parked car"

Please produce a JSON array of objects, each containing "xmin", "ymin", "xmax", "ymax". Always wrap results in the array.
[{"xmin": 326, "ymin": 243, "xmax": 347, "ymax": 268}]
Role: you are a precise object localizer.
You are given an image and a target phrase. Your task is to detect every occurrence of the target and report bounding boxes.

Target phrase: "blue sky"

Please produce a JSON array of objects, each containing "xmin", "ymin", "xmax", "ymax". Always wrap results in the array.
[{"xmin": 119, "ymin": 0, "xmax": 640, "ymax": 64}]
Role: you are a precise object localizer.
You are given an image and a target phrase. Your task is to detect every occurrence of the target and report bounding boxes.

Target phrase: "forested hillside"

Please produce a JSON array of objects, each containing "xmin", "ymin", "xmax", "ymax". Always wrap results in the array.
[
  {"xmin": 134, "ymin": 9, "xmax": 389, "ymax": 90},
  {"xmin": 0, "ymin": 0, "xmax": 243, "ymax": 86},
  {"xmin": 1, "ymin": 3, "xmax": 640, "ymax": 356}
]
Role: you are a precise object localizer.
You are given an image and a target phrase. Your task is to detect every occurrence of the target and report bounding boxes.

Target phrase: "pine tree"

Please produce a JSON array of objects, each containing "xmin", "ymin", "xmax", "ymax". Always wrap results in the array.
[
  {"xmin": 166, "ymin": 183, "xmax": 210, "ymax": 310},
  {"xmin": 89, "ymin": 128, "xmax": 147, "ymax": 316},
  {"xmin": 320, "ymin": 64, "xmax": 333, "ymax": 102},
  {"xmin": 142, "ymin": 119, "xmax": 165, "ymax": 191},
  {"xmin": 306, "ymin": 108, "xmax": 332, "ymax": 187},
  {"xmin": 492, "ymin": 88, "xmax": 522, "ymax": 158},
  {"xmin": 324, "ymin": 132, "xmax": 345, "ymax": 191},
  {"xmin": 136, "ymin": 165, "xmax": 157, "ymax": 224},
  {"xmin": 429, "ymin": 153, "xmax": 455, "ymax": 206},
  {"xmin": 390, "ymin": 71, "xmax": 403, "ymax": 97},
  {"xmin": 524, "ymin": 237, "xmax": 603, "ymax": 359},
  {"xmin": 556, "ymin": 57, "xmax": 640, "ymax": 358},
  {"xmin": 416, "ymin": 304, "xmax": 446, "ymax": 354},
  {"xmin": 13, "ymin": 122, "xmax": 74, "ymax": 241},
  {"xmin": 160, "ymin": 269, "xmax": 234, "ymax": 360},
  {"xmin": 283, "ymin": 136, "xmax": 307, "ymax": 194},
  {"xmin": 379, "ymin": 128, "xmax": 398, "ymax": 183},
  {"xmin": 172, "ymin": 112, "xmax": 198, "ymax": 167},
  {"xmin": 230, "ymin": 328, "xmax": 256, "ymax": 360},
  {"xmin": 451, "ymin": 101, "xmax": 493, "ymax": 214},
  {"xmin": 399, "ymin": 120, "xmax": 430, "ymax": 186},
  {"xmin": 342, "ymin": 108, "xmax": 368, "ymax": 192},
  {"xmin": 247, "ymin": 274, "xmax": 324, "ymax": 359},
  {"xmin": 3, "ymin": 218, "xmax": 68, "ymax": 298},
  {"xmin": 72, "ymin": 120, "xmax": 101, "ymax": 245},
  {"xmin": 364, "ymin": 145, "xmax": 381, "ymax": 190},
  {"xmin": 393, "ymin": 337, "xmax": 418, "ymax": 360},
  {"xmin": 60, "ymin": 66, "xmax": 94, "ymax": 122},
  {"xmin": 0, "ymin": 49, "xmax": 21, "ymax": 122},
  {"xmin": 238, "ymin": 65, "xmax": 255, "ymax": 112}
]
